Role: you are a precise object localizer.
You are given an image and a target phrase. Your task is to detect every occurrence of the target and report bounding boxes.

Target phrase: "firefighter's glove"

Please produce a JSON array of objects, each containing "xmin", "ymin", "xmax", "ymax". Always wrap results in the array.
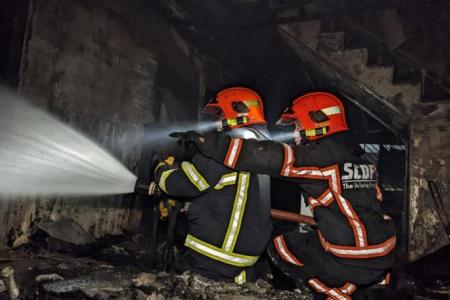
[
  {"xmin": 153, "ymin": 156, "xmax": 175, "ymax": 195},
  {"xmin": 169, "ymin": 131, "xmax": 205, "ymax": 148},
  {"xmin": 159, "ymin": 199, "xmax": 177, "ymax": 220},
  {"xmin": 165, "ymin": 156, "xmax": 175, "ymax": 165},
  {"xmin": 155, "ymin": 156, "xmax": 175, "ymax": 172}
]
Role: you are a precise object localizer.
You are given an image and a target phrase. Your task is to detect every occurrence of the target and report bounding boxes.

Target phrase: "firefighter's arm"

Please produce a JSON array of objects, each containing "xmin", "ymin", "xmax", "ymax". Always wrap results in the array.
[
  {"xmin": 191, "ymin": 132, "xmax": 338, "ymax": 177},
  {"xmin": 197, "ymin": 132, "xmax": 286, "ymax": 177},
  {"xmin": 154, "ymin": 157, "xmax": 212, "ymax": 198},
  {"xmin": 171, "ymin": 131, "xmax": 340, "ymax": 180}
]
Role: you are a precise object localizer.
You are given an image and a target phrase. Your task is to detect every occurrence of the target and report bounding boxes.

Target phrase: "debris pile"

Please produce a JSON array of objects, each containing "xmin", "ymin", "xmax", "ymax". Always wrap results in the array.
[
  {"xmin": 40, "ymin": 269, "xmax": 312, "ymax": 300},
  {"xmin": 0, "ymin": 217, "xmax": 313, "ymax": 300}
]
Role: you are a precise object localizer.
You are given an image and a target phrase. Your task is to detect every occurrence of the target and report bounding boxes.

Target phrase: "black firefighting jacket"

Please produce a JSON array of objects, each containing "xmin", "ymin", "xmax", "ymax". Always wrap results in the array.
[
  {"xmin": 154, "ymin": 153, "xmax": 273, "ymax": 279},
  {"xmin": 194, "ymin": 132, "xmax": 396, "ymax": 270}
]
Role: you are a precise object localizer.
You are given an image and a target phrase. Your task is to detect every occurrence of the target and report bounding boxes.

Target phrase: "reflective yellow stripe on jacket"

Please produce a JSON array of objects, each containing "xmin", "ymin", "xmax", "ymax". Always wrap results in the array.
[
  {"xmin": 181, "ymin": 162, "xmax": 210, "ymax": 191},
  {"xmin": 214, "ymin": 172, "xmax": 237, "ymax": 190},
  {"xmin": 222, "ymin": 173, "xmax": 250, "ymax": 252},
  {"xmin": 159, "ymin": 169, "xmax": 177, "ymax": 193},
  {"xmin": 185, "ymin": 172, "xmax": 257, "ymax": 267}
]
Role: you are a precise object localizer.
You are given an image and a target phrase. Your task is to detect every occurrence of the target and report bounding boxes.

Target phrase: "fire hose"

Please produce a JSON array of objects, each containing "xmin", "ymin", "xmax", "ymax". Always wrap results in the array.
[{"xmin": 270, "ymin": 208, "xmax": 316, "ymax": 226}]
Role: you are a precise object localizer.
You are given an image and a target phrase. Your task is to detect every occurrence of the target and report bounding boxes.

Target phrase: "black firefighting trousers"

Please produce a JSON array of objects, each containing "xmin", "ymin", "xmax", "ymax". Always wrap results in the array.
[
  {"xmin": 172, "ymin": 249, "xmax": 269, "ymax": 283},
  {"xmin": 267, "ymin": 231, "xmax": 387, "ymax": 299}
]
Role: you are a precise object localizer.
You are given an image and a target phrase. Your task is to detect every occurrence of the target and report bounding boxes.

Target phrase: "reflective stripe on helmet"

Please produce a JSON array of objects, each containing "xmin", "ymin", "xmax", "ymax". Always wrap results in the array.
[
  {"xmin": 181, "ymin": 162, "xmax": 210, "ymax": 191},
  {"xmin": 243, "ymin": 100, "xmax": 260, "ymax": 107},
  {"xmin": 280, "ymin": 92, "xmax": 348, "ymax": 140},
  {"xmin": 224, "ymin": 138, "xmax": 243, "ymax": 168},
  {"xmin": 184, "ymin": 234, "xmax": 258, "ymax": 267},
  {"xmin": 321, "ymin": 106, "xmax": 342, "ymax": 116},
  {"xmin": 158, "ymin": 169, "xmax": 177, "ymax": 193},
  {"xmin": 223, "ymin": 173, "xmax": 250, "ymax": 252},
  {"xmin": 273, "ymin": 235, "xmax": 304, "ymax": 267},
  {"xmin": 206, "ymin": 87, "xmax": 266, "ymax": 127}
]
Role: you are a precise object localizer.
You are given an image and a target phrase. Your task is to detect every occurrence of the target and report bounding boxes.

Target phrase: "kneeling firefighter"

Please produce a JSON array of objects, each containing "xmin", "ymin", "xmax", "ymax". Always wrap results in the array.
[
  {"xmin": 154, "ymin": 87, "xmax": 273, "ymax": 283},
  {"xmin": 177, "ymin": 92, "xmax": 396, "ymax": 299}
]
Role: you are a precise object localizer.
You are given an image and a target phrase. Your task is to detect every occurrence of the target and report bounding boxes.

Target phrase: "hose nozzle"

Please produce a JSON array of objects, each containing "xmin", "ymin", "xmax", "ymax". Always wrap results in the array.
[
  {"xmin": 134, "ymin": 179, "xmax": 160, "ymax": 196},
  {"xmin": 134, "ymin": 179, "xmax": 151, "ymax": 195}
]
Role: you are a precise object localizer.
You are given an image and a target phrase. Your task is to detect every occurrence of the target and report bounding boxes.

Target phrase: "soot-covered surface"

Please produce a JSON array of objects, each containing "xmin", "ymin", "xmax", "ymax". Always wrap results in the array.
[
  {"xmin": 0, "ymin": 231, "xmax": 314, "ymax": 300},
  {"xmin": 0, "ymin": 229, "xmax": 449, "ymax": 299}
]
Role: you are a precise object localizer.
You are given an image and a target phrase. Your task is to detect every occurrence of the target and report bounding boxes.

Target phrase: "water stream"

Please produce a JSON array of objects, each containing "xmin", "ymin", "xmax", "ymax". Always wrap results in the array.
[{"xmin": 0, "ymin": 88, "xmax": 137, "ymax": 196}]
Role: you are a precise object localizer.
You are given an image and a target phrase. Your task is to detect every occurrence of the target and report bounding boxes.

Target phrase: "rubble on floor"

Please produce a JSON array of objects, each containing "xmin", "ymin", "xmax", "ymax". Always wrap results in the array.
[
  {"xmin": 36, "ymin": 218, "xmax": 96, "ymax": 246},
  {"xmin": 0, "ymin": 232, "xmax": 313, "ymax": 300},
  {"xmin": 1, "ymin": 224, "xmax": 448, "ymax": 299},
  {"xmin": 41, "ymin": 269, "xmax": 311, "ymax": 300}
]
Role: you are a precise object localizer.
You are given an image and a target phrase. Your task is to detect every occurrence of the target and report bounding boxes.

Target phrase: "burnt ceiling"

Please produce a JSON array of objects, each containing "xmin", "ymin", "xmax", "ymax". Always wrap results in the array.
[{"xmin": 149, "ymin": 0, "xmax": 450, "ymax": 140}]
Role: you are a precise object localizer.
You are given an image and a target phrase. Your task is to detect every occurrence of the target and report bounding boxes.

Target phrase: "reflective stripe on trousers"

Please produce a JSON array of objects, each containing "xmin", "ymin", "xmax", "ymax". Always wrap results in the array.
[
  {"xmin": 308, "ymin": 278, "xmax": 356, "ymax": 300},
  {"xmin": 184, "ymin": 172, "xmax": 257, "ymax": 267},
  {"xmin": 234, "ymin": 270, "xmax": 247, "ymax": 284},
  {"xmin": 185, "ymin": 234, "xmax": 258, "ymax": 267},
  {"xmin": 318, "ymin": 230, "xmax": 396, "ymax": 259}
]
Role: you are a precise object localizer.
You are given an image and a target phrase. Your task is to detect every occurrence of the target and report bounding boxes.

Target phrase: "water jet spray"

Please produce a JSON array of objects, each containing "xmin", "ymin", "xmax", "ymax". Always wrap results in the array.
[
  {"xmin": 0, "ymin": 87, "xmax": 256, "ymax": 199},
  {"xmin": 0, "ymin": 88, "xmax": 137, "ymax": 196}
]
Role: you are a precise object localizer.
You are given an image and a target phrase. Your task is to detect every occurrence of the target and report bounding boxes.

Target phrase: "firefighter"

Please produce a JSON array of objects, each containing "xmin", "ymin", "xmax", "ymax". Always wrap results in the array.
[
  {"xmin": 154, "ymin": 87, "xmax": 273, "ymax": 284},
  {"xmin": 177, "ymin": 92, "xmax": 396, "ymax": 299}
]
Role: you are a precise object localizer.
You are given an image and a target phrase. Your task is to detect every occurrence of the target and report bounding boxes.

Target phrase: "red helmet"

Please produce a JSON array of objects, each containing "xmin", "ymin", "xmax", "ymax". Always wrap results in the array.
[
  {"xmin": 277, "ymin": 92, "xmax": 348, "ymax": 140},
  {"xmin": 203, "ymin": 87, "xmax": 266, "ymax": 128}
]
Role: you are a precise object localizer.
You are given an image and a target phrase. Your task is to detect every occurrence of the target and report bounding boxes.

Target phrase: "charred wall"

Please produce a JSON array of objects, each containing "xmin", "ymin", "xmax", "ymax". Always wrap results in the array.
[
  {"xmin": 0, "ymin": 0, "xmax": 229, "ymax": 246},
  {"xmin": 408, "ymin": 103, "xmax": 450, "ymax": 261}
]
